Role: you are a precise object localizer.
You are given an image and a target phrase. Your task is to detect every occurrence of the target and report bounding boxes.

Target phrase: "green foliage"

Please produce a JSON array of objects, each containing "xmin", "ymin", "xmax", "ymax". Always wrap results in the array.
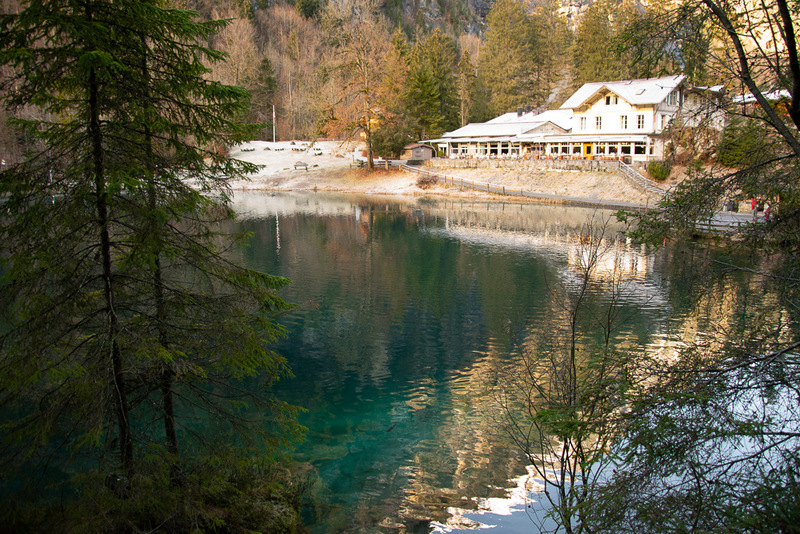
[
  {"xmin": 456, "ymin": 50, "xmax": 476, "ymax": 127},
  {"xmin": 0, "ymin": 0, "xmax": 301, "ymax": 516},
  {"xmin": 479, "ymin": 0, "xmax": 541, "ymax": 114},
  {"xmin": 615, "ymin": 0, "xmax": 712, "ymax": 85},
  {"xmin": 728, "ymin": 455, "xmax": 800, "ymax": 534},
  {"xmin": 404, "ymin": 29, "xmax": 459, "ymax": 139},
  {"xmin": 1, "ymin": 452, "xmax": 311, "ymax": 533},
  {"xmin": 372, "ymin": 114, "xmax": 417, "ymax": 158},
  {"xmin": 296, "ymin": 0, "xmax": 322, "ymax": 19},
  {"xmin": 572, "ymin": 0, "xmax": 641, "ymax": 88},
  {"xmin": 586, "ymin": 333, "xmax": 800, "ymax": 534},
  {"xmin": 247, "ymin": 57, "xmax": 279, "ymax": 138},
  {"xmin": 648, "ymin": 160, "xmax": 671, "ymax": 181},
  {"xmin": 717, "ymin": 117, "xmax": 777, "ymax": 168},
  {"xmin": 606, "ymin": 0, "xmax": 800, "ymax": 528}
]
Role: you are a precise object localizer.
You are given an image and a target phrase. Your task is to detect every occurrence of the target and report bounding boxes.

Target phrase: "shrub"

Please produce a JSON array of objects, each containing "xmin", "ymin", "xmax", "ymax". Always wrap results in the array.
[
  {"xmin": 416, "ymin": 175, "xmax": 438, "ymax": 189},
  {"xmin": 648, "ymin": 161, "xmax": 671, "ymax": 181}
]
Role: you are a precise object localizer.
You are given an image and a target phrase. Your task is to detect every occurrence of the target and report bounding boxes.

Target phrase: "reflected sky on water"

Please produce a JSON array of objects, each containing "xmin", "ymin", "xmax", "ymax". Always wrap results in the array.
[{"xmin": 229, "ymin": 192, "xmax": 707, "ymax": 532}]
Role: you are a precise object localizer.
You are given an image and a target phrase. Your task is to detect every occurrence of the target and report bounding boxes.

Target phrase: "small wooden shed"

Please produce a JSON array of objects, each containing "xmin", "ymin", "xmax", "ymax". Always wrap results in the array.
[{"xmin": 402, "ymin": 143, "xmax": 435, "ymax": 161}]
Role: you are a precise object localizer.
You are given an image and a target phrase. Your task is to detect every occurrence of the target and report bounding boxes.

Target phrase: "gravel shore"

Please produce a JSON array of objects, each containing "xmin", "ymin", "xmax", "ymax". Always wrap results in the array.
[{"xmin": 229, "ymin": 140, "xmax": 670, "ymax": 208}]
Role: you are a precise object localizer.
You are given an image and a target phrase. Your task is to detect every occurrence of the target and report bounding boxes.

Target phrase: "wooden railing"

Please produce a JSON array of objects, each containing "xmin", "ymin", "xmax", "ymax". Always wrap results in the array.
[{"xmin": 399, "ymin": 163, "xmax": 529, "ymax": 197}]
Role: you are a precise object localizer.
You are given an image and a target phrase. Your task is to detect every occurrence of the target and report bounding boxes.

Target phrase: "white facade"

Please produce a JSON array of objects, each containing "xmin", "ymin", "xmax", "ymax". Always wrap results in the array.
[
  {"xmin": 438, "ymin": 109, "xmax": 573, "ymax": 158},
  {"xmin": 557, "ymin": 74, "xmax": 686, "ymax": 160},
  {"xmin": 430, "ymin": 75, "xmax": 713, "ymax": 163}
]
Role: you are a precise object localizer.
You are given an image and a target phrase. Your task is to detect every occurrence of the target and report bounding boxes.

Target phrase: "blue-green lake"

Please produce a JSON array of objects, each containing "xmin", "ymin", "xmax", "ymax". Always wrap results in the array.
[{"xmin": 229, "ymin": 192, "xmax": 702, "ymax": 532}]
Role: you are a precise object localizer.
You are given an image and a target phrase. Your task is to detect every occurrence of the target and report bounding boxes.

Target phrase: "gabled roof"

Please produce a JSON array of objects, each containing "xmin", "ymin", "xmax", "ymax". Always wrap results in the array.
[
  {"xmin": 443, "ymin": 122, "xmax": 531, "ymax": 138},
  {"xmin": 561, "ymin": 75, "xmax": 686, "ymax": 110},
  {"xmin": 441, "ymin": 110, "xmax": 573, "ymax": 139}
]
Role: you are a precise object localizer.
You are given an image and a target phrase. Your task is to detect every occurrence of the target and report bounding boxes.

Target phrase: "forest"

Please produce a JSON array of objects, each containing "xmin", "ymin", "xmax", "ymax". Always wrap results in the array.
[
  {"xmin": 171, "ymin": 0, "xmax": 711, "ymax": 158},
  {"xmin": 0, "ymin": 0, "xmax": 769, "ymax": 164}
]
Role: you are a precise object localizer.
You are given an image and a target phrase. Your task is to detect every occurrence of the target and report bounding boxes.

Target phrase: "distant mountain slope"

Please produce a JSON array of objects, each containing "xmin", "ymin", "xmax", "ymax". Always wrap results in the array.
[{"xmin": 389, "ymin": 0, "xmax": 596, "ymax": 35}]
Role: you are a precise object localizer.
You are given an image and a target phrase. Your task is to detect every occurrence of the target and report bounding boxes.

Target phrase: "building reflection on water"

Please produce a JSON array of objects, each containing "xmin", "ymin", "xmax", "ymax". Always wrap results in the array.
[{"xmin": 229, "ymin": 192, "xmax": 780, "ymax": 532}]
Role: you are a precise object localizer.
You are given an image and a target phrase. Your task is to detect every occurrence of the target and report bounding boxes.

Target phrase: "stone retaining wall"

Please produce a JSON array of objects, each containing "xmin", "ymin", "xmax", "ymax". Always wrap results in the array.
[{"xmin": 423, "ymin": 157, "xmax": 628, "ymax": 173}]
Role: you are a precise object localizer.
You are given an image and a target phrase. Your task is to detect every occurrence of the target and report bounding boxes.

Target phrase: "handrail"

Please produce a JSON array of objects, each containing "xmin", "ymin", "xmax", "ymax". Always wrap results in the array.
[
  {"xmin": 396, "ymin": 164, "xmax": 644, "ymax": 209},
  {"xmin": 398, "ymin": 163, "xmax": 528, "ymax": 197},
  {"xmin": 618, "ymin": 161, "xmax": 667, "ymax": 196},
  {"xmin": 396, "ymin": 163, "xmax": 758, "ymax": 234}
]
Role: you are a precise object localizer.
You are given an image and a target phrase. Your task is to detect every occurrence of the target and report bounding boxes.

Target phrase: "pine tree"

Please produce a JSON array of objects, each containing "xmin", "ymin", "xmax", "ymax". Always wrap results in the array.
[
  {"xmin": 457, "ymin": 50, "xmax": 476, "ymax": 127},
  {"xmin": 572, "ymin": 0, "xmax": 640, "ymax": 89},
  {"xmin": 529, "ymin": 0, "xmax": 572, "ymax": 106},
  {"xmin": 0, "ymin": 0, "xmax": 297, "ymax": 498},
  {"xmin": 479, "ymin": 0, "xmax": 541, "ymax": 115},
  {"xmin": 372, "ymin": 28, "xmax": 417, "ymax": 157},
  {"xmin": 405, "ymin": 29, "xmax": 459, "ymax": 138}
]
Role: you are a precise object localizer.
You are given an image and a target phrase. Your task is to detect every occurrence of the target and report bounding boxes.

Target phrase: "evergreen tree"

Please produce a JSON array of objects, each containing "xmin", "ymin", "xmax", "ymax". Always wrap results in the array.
[
  {"xmin": 457, "ymin": 50, "xmax": 477, "ymax": 127},
  {"xmin": 617, "ymin": 0, "xmax": 714, "ymax": 84},
  {"xmin": 530, "ymin": 0, "xmax": 572, "ymax": 106},
  {"xmin": 372, "ymin": 27, "xmax": 417, "ymax": 157},
  {"xmin": 573, "ymin": 0, "xmax": 619, "ymax": 86},
  {"xmin": 0, "ymin": 0, "xmax": 299, "ymax": 524},
  {"xmin": 572, "ymin": 0, "xmax": 639, "ymax": 89},
  {"xmin": 381, "ymin": 27, "xmax": 411, "ymax": 114},
  {"xmin": 248, "ymin": 56, "xmax": 279, "ymax": 139},
  {"xmin": 405, "ymin": 29, "xmax": 459, "ymax": 138},
  {"xmin": 479, "ymin": 0, "xmax": 541, "ymax": 115}
]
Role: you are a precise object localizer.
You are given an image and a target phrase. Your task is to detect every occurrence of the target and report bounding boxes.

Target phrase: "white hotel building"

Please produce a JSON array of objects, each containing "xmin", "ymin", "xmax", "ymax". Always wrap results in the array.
[{"xmin": 430, "ymin": 75, "xmax": 723, "ymax": 164}]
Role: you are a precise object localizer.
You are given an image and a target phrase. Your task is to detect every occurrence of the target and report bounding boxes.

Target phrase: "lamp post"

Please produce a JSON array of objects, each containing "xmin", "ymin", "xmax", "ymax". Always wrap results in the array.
[{"xmin": 272, "ymin": 104, "xmax": 276, "ymax": 143}]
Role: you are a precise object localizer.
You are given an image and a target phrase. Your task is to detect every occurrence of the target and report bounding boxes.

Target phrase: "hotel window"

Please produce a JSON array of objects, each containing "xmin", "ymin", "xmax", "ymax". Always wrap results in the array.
[
  {"xmin": 666, "ymin": 90, "xmax": 680, "ymax": 106},
  {"xmin": 580, "ymin": 117, "xmax": 587, "ymax": 130},
  {"xmin": 634, "ymin": 142, "xmax": 646, "ymax": 155},
  {"xmin": 596, "ymin": 116, "xmax": 602, "ymax": 130},
  {"xmin": 605, "ymin": 95, "xmax": 618, "ymax": 105},
  {"xmin": 620, "ymin": 115, "xmax": 628, "ymax": 129},
  {"xmin": 637, "ymin": 114, "xmax": 645, "ymax": 128}
]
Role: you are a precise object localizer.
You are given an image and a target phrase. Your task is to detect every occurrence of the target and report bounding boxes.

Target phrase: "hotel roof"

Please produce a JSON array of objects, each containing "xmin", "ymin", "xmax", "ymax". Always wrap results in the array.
[
  {"xmin": 441, "ymin": 109, "xmax": 573, "ymax": 140},
  {"xmin": 560, "ymin": 75, "xmax": 687, "ymax": 109}
]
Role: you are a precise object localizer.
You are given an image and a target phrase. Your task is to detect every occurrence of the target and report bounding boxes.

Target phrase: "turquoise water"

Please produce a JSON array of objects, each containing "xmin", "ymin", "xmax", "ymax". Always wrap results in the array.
[{"xmin": 231, "ymin": 192, "xmax": 673, "ymax": 532}]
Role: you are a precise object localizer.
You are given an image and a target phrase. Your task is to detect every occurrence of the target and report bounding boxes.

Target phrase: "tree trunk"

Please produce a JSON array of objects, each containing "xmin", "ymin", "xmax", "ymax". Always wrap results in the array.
[
  {"xmin": 89, "ymin": 65, "xmax": 134, "ymax": 476},
  {"xmin": 141, "ymin": 45, "xmax": 180, "ymax": 463}
]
